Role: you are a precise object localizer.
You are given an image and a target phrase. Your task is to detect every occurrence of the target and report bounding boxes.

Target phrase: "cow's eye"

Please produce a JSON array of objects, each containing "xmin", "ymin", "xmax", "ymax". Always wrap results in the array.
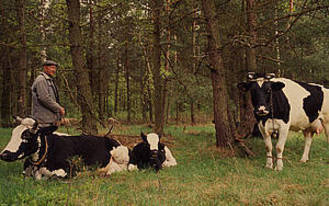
[{"xmin": 21, "ymin": 130, "xmax": 33, "ymax": 139}]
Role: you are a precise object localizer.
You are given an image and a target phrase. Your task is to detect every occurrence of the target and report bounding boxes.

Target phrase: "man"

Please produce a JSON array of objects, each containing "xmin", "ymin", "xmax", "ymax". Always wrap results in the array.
[{"xmin": 31, "ymin": 60, "xmax": 65, "ymax": 132}]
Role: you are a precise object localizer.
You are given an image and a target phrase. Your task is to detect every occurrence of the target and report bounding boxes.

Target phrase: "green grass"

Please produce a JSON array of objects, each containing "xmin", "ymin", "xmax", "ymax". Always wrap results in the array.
[{"xmin": 0, "ymin": 125, "xmax": 328, "ymax": 205}]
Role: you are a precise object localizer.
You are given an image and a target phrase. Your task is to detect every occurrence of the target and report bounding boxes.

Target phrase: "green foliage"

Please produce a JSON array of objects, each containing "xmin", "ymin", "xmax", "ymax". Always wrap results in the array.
[{"xmin": 1, "ymin": 126, "xmax": 329, "ymax": 205}]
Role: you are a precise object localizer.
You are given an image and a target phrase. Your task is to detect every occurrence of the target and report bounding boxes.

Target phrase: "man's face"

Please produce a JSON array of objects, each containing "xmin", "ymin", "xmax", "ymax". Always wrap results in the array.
[{"xmin": 44, "ymin": 65, "xmax": 57, "ymax": 76}]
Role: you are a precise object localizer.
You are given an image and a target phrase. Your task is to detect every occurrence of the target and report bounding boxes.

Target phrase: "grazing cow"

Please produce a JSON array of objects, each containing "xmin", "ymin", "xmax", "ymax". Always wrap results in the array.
[
  {"xmin": 238, "ymin": 72, "xmax": 328, "ymax": 170},
  {"xmin": 0, "ymin": 117, "xmax": 129, "ymax": 179}
]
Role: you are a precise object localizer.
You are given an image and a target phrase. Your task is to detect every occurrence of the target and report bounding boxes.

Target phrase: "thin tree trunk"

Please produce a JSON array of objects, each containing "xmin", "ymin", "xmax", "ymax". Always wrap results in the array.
[
  {"xmin": 190, "ymin": 99, "xmax": 195, "ymax": 125},
  {"xmin": 1, "ymin": 48, "xmax": 12, "ymax": 127},
  {"xmin": 246, "ymin": 0, "xmax": 257, "ymax": 71},
  {"xmin": 16, "ymin": 0, "xmax": 27, "ymax": 116},
  {"xmin": 175, "ymin": 102, "xmax": 180, "ymax": 125},
  {"xmin": 151, "ymin": 0, "xmax": 165, "ymax": 135},
  {"xmin": 97, "ymin": 7, "xmax": 107, "ymax": 121},
  {"xmin": 234, "ymin": 0, "xmax": 258, "ymax": 139},
  {"xmin": 125, "ymin": 41, "xmax": 131, "ymax": 123},
  {"xmin": 114, "ymin": 57, "xmax": 120, "ymax": 114},
  {"xmin": 141, "ymin": 76, "xmax": 147, "ymax": 121},
  {"xmin": 148, "ymin": 84, "xmax": 153, "ymax": 123},
  {"xmin": 66, "ymin": 0, "xmax": 97, "ymax": 135},
  {"xmin": 87, "ymin": 0, "xmax": 96, "ymax": 98},
  {"xmin": 166, "ymin": 93, "xmax": 170, "ymax": 124},
  {"xmin": 274, "ymin": 6, "xmax": 281, "ymax": 76},
  {"xmin": 40, "ymin": 0, "xmax": 48, "ymax": 62},
  {"xmin": 140, "ymin": 37, "xmax": 153, "ymax": 124},
  {"xmin": 201, "ymin": 0, "xmax": 232, "ymax": 148}
]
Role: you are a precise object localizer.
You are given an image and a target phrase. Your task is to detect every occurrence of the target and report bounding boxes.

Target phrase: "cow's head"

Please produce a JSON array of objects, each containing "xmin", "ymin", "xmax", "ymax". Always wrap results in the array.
[
  {"xmin": 140, "ymin": 132, "xmax": 165, "ymax": 171},
  {"xmin": 0, "ymin": 117, "xmax": 39, "ymax": 162},
  {"xmin": 237, "ymin": 72, "xmax": 285, "ymax": 117}
]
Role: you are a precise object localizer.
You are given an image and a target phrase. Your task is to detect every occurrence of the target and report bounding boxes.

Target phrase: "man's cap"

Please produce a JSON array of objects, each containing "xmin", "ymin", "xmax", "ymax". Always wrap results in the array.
[{"xmin": 43, "ymin": 60, "xmax": 58, "ymax": 67}]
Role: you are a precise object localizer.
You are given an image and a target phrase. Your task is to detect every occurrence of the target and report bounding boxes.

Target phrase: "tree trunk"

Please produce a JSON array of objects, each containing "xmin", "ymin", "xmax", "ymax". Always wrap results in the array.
[
  {"xmin": 16, "ymin": 0, "xmax": 27, "ymax": 116},
  {"xmin": 151, "ymin": 0, "xmax": 165, "ymax": 135},
  {"xmin": 246, "ymin": 0, "xmax": 257, "ymax": 71},
  {"xmin": 141, "ymin": 76, "xmax": 147, "ymax": 122},
  {"xmin": 147, "ymin": 84, "xmax": 153, "ymax": 123},
  {"xmin": 125, "ymin": 41, "xmax": 131, "ymax": 123},
  {"xmin": 114, "ymin": 56, "xmax": 120, "ymax": 114},
  {"xmin": 97, "ymin": 8, "xmax": 108, "ymax": 121},
  {"xmin": 201, "ymin": 0, "xmax": 232, "ymax": 148},
  {"xmin": 175, "ymin": 101, "xmax": 180, "ymax": 124},
  {"xmin": 40, "ymin": 0, "xmax": 48, "ymax": 62},
  {"xmin": 66, "ymin": 0, "xmax": 97, "ymax": 135},
  {"xmin": 190, "ymin": 99, "xmax": 195, "ymax": 125},
  {"xmin": 1, "ymin": 48, "xmax": 12, "ymax": 127},
  {"xmin": 166, "ymin": 93, "xmax": 170, "ymax": 124},
  {"xmin": 86, "ymin": 0, "xmax": 96, "ymax": 98},
  {"xmin": 234, "ymin": 0, "xmax": 258, "ymax": 138}
]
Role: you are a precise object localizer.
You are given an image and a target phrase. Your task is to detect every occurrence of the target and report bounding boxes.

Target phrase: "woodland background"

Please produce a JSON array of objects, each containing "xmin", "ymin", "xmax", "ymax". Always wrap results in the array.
[{"xmin": 1, "ymin": 0, "xmax": 329, "ymax": 148}]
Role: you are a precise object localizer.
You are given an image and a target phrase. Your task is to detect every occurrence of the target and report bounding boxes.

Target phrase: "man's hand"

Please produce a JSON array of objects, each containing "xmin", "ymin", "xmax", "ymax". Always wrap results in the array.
[{"xmin": 59, "ymin": 106, "xmax": 65, "ymax": 116}]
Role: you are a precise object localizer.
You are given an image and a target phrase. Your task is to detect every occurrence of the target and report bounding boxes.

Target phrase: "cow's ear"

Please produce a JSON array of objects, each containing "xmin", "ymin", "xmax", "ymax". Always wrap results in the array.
[
  {"xmin": 141, "ymin": 132, "xmax": 147, "ymax": 142},
  {"xmin": 237, "ymin": 82, "xmax": 251, "ymax": 92},
  {"xmin": 271, "ymin": 82, "xmax": 285, "ymax": 91}
]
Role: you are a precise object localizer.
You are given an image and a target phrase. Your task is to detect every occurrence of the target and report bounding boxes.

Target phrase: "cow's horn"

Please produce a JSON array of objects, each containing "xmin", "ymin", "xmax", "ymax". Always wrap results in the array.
[
  {"xmin": 13, "ymin": 116, "xmax": 23, "ymax": 123},
  {"xmin": 104, "ymin": 124, "xmax": 114, "ymax": 137},
  {"xmin": 30, "ymin": 120, "xmax": 39, "ymax": 134},
  {"xmin": 247, "ymin": 72, "xmax": 256, "ymax": 81},
  {"xmin": 265, "ymin": 73, "xmax": 275, "ymax": 80}
]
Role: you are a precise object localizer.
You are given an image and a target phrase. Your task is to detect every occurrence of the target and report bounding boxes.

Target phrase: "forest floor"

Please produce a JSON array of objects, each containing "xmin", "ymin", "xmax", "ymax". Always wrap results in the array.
[{"xmin": 0, "ymin": 124, "xmax": 328, "ymax": 205}]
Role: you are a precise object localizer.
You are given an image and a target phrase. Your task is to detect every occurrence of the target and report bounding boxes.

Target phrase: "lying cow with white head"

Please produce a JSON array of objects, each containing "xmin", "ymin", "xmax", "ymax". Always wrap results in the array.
[
  {"xmin": 238, "ymin": 72, "xmax": 328, "ymax": 170},
  {"xmin": 102, "ymin": 132, "xmax": 177, "ymax": 175},
  {"xmin": 0, "ymin": 117, "xmax": 131, "ymax": 179},
  {"xmin": 129, "ymin": 132, "xmax": 177, "ymax": 171}
]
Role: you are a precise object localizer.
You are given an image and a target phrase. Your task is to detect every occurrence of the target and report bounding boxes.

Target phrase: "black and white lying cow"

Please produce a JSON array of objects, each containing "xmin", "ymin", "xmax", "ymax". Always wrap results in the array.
[
  {"xmin": 129, "ymin": 132, "xmax": 177, "ymax": 171},
  {"xmin": 101, "ymin": 132, "xmax": 177, "ymax": 175},
  {"xmin": 0, "ymin": 117, "xmax": 130, "ymax": 179},
  {"xmin": 238, "ymin": 72, "xmax": 328, "ymax": 170}
]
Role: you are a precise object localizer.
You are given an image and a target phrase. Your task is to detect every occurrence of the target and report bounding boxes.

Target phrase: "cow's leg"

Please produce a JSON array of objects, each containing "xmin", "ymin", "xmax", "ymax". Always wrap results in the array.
[
  {"xmin": 321, "ymin": 122, "xmax": 329, "ymax": 143},
  {"xmin": 162, "ymin": 146, "xmax": 177, "ymax": 168},
  {"xmin": 259, "ymin": 124, "xmax": 273, "ymax": 169},
  {"xmin": 40, "ymin": 161, "xmax": 70, "ymax": 179},
  {"xmin": 300, "ymin": 130, "xmax": 313, "ymax": 162},
  {"xmin": 36, "ymin": 167, "xmax": 67, "ymax": 179},
  {"xmin": 274, "ymin": 127, "xmax": 289, "ymax": 171},
  {"xmin": 263, "ymin": 135, "xmax": 274, "ymax": 169}
]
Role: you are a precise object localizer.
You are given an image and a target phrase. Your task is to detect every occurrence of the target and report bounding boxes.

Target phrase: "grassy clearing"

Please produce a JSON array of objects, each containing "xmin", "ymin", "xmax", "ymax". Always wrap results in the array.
[{"xmin": 0, "ymin": 125, "xmax": 328, "ymax": 205}]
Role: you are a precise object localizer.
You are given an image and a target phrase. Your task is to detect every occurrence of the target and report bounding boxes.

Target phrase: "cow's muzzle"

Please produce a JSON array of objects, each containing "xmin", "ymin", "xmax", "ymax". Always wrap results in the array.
[
  {"xmin": 255, "ymin": 110, "xmax": 269, "ymax": 116},
  {"xmin": 0, "ymin": 151, "xmax": 18, "ymax": 162},
  {"xmin": 150, "ymin": 150, "xmax": 162, "ymax": 172},
  {"xmin": 255, "ymin": 106, "xmax": 269, "ymax": 116}
]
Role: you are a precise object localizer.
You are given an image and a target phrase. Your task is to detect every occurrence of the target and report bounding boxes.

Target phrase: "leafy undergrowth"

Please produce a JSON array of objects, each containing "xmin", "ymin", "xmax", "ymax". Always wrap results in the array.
[{"xmin": 0, "ymin": 125, "xmax": 328, "ymax": 205}]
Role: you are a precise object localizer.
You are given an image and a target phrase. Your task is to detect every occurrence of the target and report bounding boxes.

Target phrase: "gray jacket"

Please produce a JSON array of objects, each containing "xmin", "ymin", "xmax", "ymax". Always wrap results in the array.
[{"xmin": 31, "ymin": 72, "xmax": 62, "ymax": 124}]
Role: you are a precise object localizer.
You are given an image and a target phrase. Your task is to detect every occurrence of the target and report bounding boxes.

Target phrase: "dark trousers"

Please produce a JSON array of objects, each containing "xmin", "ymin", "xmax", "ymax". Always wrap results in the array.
[{"xmin": 38, "ymin": 126, "xmax": 58, "ymax": 136}]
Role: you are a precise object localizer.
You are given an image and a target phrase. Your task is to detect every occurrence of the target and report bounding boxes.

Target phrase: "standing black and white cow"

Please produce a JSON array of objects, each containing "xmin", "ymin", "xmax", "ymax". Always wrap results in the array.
[
  {"xmin": 238, "ymin": 72, "xmax": 328, "ymax": 170},
  {"xmin": 0, "ymin": 117, "xmax": 130, "ymax": 179}
]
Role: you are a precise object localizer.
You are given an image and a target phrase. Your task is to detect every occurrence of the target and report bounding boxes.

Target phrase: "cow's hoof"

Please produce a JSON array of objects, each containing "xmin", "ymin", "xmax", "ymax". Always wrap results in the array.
[
  {"xmin": 265, "ymin": 164, "xmax": 273, "ymax": 169},
  {"xmin": 300, "ymin": 158, "xmax": 308, "ymax": 163},
  {"xmin": 274, "ymin": 165, "xmax": 283, "ymax": 171},
  {"xmin": 128, "ymin": 164, "xmax": 138, "ymax": 171}
]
